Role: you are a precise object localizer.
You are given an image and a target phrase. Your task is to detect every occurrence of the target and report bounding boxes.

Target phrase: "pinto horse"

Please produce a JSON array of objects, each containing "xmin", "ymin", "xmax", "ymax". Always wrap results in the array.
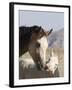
[{"xmin": 19, "ymin": 25, "xmax": 53, "ymax": 70}]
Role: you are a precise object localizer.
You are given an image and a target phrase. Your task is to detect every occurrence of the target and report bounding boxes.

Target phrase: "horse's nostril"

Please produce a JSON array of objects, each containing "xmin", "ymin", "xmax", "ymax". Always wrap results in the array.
[{"xmin": 44, "ymin": 65, "xmax": 48, "ymax": 70}]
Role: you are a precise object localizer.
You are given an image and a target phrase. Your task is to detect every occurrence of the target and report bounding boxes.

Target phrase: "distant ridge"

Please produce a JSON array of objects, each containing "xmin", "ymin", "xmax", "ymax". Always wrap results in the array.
[{"xmin": 48, "ymin": 28, "xmax": 64, "ymax": 48}]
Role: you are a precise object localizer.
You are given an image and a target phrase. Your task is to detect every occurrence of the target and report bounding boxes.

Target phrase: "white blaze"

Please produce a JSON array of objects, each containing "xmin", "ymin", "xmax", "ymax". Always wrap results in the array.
[{"xmin": 37, "ymin": 36, "xmax": 48, "ymax": 67}]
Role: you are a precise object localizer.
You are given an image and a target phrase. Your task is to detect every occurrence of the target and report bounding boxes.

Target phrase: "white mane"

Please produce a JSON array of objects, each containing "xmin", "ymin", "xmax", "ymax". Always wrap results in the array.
[{"xmin": 46, "ymin": 49, "xmax": 59, "ymax": 74}]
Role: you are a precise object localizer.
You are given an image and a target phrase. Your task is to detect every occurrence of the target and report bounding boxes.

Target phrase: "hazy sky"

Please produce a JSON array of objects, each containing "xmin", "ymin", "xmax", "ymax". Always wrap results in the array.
[{"xmin": 19, "ymin": 10, "xmax": 64, "ymax": 31}]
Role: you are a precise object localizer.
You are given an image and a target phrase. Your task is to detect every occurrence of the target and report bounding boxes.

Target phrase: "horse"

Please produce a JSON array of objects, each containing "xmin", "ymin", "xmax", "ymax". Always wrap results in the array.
[{"xmin": 19, "ymin": 25, "xmax": 53, "ymax": 70}]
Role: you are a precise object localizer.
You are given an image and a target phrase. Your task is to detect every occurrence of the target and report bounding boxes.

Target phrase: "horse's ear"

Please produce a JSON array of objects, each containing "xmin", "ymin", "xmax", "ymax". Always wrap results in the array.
[{"xmin": 45, "ymin": 28, "xmax": 53, "ymax": 36}]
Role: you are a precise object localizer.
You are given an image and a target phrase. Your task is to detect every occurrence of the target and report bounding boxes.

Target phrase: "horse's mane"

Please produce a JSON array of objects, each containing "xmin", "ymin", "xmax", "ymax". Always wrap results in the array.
[
  {"xmin": 19, "ymin": 25, "xmax": 41, "ymax": 35},
  {"xmin": 19, "ymin": 25, "xmax": 42, "ymax": 56}
]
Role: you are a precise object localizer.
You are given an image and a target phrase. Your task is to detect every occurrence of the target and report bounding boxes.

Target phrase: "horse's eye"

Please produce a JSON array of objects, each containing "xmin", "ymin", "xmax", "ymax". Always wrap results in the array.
[{"xmin": 36, "ymin": 43, "xmax": 40, "ymax": 48}]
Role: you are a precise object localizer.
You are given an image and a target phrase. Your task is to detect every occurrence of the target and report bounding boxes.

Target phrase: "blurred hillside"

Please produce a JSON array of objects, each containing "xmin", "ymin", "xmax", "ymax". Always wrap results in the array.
[{"xmin": 48, "ymin": 28, "xmax": 64, "ymax": 48}]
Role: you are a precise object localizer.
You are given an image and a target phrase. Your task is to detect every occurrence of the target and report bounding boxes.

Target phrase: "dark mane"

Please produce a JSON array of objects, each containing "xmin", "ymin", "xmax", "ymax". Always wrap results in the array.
[
  {"xmin": 19, "ymin": 26, "xmax": 31, "ymax": 37},
  {"xmin": 19, "ymin": 25, "xmax": 41, "ymax": 36},
  {"xmin": 19, "ymin": 25, "xmax": 42, "ymax": 56}
]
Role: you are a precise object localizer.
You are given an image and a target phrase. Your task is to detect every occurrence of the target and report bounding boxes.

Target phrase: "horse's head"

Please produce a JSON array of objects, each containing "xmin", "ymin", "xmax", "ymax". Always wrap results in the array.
[{"xmin": 28, "ymin": 26, "xmax": 53, "ymax": 70}]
